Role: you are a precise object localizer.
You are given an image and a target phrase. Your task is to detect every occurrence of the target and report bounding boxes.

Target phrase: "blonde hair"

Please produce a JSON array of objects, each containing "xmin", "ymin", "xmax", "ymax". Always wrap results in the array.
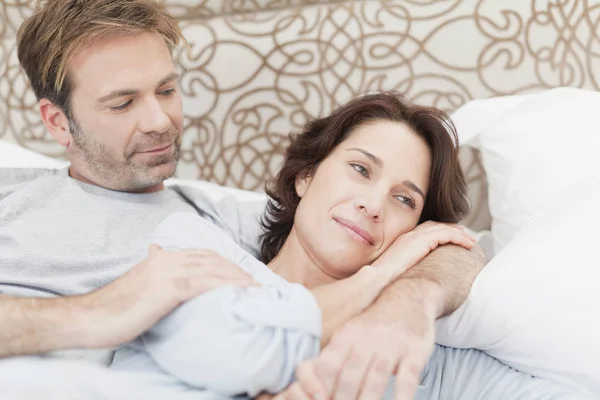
[{"xmin": 17, "ymin": 0, "xmax": 184, "ymax": 117}]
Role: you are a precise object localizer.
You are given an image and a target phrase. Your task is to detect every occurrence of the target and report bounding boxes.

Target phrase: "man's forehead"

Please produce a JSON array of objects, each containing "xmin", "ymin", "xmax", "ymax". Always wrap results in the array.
[{"xmin": 69, "ymin": 33, "xmax": 176, "ymax": 95}]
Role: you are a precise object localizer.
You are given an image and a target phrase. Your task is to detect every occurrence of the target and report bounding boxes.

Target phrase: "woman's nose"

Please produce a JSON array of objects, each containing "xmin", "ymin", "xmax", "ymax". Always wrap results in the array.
[{"xmin": 355, "ymin": 196, "xmax": 383, "ymax": 220}]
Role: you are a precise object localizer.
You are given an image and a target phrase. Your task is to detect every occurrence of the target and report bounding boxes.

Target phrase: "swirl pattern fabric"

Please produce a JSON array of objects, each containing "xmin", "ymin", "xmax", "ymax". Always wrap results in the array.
[{"xmin": 2, "ymin": 0, "xmax": 600, "ymax": 229}]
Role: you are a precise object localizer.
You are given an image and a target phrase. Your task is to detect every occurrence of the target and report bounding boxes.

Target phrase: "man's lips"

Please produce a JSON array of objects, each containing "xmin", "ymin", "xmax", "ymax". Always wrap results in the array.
[
  {"xmin": 334, "ymin": 217, "xmax": 375, "ymax": 245},
  {"xmin": 139, "ymin": 143, "xmax": 173, "ymax": 154}
]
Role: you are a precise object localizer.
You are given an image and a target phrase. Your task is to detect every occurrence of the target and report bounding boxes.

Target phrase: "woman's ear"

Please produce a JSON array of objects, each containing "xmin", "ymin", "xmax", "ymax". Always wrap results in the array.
[{"xmin": 295, "ymin": 173, "xmax": 312, "ymax": 198}]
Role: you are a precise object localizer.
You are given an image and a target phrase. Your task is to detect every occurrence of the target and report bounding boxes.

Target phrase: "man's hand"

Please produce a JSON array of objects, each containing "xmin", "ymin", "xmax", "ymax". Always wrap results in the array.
[
  {"xmin": 280, "ymin": 241, "xmax": 486, "ymax": 400},
  {"xmin": 78, "ymin": 244, "xmax": 256, "ymax": 349},
  {"xmin": 286, "ymin": 278, "xmax": 436, "ymax": 400}
]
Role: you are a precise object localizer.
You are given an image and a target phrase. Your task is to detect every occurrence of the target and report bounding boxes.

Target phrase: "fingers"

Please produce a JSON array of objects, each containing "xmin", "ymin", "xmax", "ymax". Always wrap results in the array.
[
  {"xmin": 417, "ymin": 222, "xmax": 476, "ymax": 240},
  {"xmin": 274, "ymin": 382, "xmax": 312, "ymax": 400},
  {"xmin": 255, "ymin": 394, "xmax": 274, "ymax": 400},
  {"xmin": 332, "ymin": 349, "xmax": 372, "ymax": 400},
  {"xmin": 393, "ymin": 360, "xmax": 422, "ymax": 400},
  {"xmin": 418, "ymin": 224, "xmax": 475, "ymax": 251},
  {"xmin": 436, "ymin": 229, "xmax": 475, "ymax": 250},
  {"xmin": 357, "ymin": 357, "xmax": 396, "ymax": 400},
  {"xmin": 296, "ymin": 362, "xmax": 327, "ymax": 400},
  {"xmin": 313, "ymin": 341, "xmax": 352, "ymax": 397}
]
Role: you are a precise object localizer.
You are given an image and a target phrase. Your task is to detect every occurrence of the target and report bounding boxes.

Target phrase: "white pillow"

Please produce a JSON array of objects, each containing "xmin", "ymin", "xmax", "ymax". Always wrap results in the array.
[
  {"xmin": 453, "ymin": 87, "xmax": 600, "ymax": 253},
  {"xmin": 0, "ymin": 140, "xmax": 68, "ymax": 169},
  {"xmin": 435, "ymin": 176, "xmax": 600, "ymax": 396},
  {"xmin": 451, "ymin": 93, "xmax": 531, "ymax": 147}
]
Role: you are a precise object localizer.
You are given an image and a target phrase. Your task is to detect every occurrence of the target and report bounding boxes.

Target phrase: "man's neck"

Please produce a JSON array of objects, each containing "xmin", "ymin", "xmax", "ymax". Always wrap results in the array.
[{"xmin": 68, "ymin": 167, "xmax": 165, "ymax": 193}]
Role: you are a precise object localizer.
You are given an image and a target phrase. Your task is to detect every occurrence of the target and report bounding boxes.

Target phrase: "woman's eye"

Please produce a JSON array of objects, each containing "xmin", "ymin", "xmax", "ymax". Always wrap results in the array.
[
  {"xmin": 350, "ymin": 163, "xmax": 369, "ymax": 178},
  {"xmin": 110, "ymin": 100, "xmax": 132, "ymax": 112},
  {"xmin": 395, "ymin": 195, "xmax": 416, "ymax": 210}
]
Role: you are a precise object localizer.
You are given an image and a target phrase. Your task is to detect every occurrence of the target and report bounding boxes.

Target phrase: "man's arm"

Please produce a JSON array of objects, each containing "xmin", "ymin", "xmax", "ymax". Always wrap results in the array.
[
  {"xmin": 0, "ymin": 295, "xmax": 87, "ymax": 358},
  {"xmin": 283, "ymin": 243, "xmax": 486, "ymax": 400},
  {"xmin": 0, "ymin": 245, "xmax": 256, "ymax": 359},
  {"xmin": 371, "ymin": 242, "xmax": 485, "ymax": 321}
]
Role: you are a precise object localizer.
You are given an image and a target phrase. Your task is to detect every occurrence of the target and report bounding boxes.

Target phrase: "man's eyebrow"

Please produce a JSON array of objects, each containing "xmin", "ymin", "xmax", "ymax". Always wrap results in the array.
[
  {"xmin": 97, "ymin": 90, "xmax": 137, "ymax": 103},
  {"xmin": 347, "ymin": 147, "xmax": 383, "ymax": 168},
  {"xmin": 156, "ymin": 72, "xmax": 180, "ymax": 88},
  {"xmin": 347, "ymin": 147, "xmax": 425, "ymax": 200},
  {"xmin": 97, "ymin": 72, "xmax": 180, "ymax": 103}
]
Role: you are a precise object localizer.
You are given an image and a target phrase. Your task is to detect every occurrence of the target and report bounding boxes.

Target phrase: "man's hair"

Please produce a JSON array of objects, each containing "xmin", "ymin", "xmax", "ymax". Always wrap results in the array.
[
  {"xmin": 17, "ymin": 0, "xmax": 184, "ymax": 117},
  {"xmin": 260, "ymin": 92, "xmax": 470, "ymax": 263}
]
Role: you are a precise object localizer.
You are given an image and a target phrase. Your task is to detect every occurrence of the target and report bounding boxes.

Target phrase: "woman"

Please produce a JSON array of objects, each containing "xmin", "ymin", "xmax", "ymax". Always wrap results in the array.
[{"xmin": 110, "ymin": 92, "xmax": 583, "ymax": 400}]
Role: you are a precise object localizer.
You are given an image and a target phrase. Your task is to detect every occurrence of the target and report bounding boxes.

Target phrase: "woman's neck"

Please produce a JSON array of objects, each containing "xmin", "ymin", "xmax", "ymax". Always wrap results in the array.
[{"xmin": 267, "ymin": 226, "xmax": 337, "ymax": 288}]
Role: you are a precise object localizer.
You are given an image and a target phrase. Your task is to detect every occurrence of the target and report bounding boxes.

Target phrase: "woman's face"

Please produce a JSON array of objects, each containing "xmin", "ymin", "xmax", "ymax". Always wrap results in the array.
[{"xmin": 293, "ymin": 120, "xmax": 432, "ymax": 279}]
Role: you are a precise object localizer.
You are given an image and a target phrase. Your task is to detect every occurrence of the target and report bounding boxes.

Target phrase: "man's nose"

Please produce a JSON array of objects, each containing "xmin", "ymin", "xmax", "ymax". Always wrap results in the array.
[{"xmin": 138, "ymin": 97, "xmax": 172, "ymax": 134}]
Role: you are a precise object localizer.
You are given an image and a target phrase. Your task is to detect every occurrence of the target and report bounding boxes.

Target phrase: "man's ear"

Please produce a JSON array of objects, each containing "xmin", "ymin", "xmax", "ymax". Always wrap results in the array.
[
  {"xmin": 39, "ymin": 99, "xmax": 72, "ymax": 147},
  {"xmin": 295, "ymin": 172, "xmax": 312, "ymax": 198}
]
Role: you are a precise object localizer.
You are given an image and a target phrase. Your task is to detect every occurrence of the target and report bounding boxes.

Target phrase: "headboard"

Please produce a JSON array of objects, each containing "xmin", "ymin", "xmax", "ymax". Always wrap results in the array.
[{"xmin": 2, "ymin": 0, "xmax": 599, "ymax": 230}]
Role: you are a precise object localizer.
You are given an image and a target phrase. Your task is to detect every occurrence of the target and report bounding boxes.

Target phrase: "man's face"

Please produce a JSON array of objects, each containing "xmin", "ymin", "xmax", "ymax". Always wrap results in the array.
[{"xmin": 66, "ymin": 32, "xmax": 183, "ymax": 192}]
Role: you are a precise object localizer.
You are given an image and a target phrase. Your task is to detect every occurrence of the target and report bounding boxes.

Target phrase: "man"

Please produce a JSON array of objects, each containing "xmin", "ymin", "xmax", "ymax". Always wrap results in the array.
[{"xmin": 0, "ymin": 0, "xmax": 484, "ymax": 399}]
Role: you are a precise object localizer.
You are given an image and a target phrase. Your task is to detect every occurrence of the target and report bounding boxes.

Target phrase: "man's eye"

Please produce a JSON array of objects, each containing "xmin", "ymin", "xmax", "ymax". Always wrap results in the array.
[
  {"xmin": 160, "ymin": 88, "xmax": 176, "ymax": 96},
  {"xmin": 350, "ymin": 163, "xmax": 369, "ymax": 178},
  {"xmin": 110, "ymin": 100, "xmax": 132, "ymax": 112}
]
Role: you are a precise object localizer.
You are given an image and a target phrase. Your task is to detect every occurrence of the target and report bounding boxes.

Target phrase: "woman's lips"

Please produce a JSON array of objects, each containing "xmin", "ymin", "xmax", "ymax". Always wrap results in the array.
[{"xmin": 334, "ymin": 217, "xmax": 374, "ymax": 245}]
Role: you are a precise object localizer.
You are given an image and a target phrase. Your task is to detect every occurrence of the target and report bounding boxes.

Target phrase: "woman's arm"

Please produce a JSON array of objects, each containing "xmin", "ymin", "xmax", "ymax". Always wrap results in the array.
[
  {"xmin": 311, "ymin": 266, "xmax": 394, "ymax": 346},
  {"xmin": 130, "ymin": 213, "xmax": 392, "ymax": 397},
  {"xmin": 134, "ymin": 215, "xmax": 471, "ymax": 397}
]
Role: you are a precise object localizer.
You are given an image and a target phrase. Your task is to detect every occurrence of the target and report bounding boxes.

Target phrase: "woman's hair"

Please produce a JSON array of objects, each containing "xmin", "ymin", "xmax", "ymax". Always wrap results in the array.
[
  {"xmin": 260, "ymin": 91, "xmax": 469, "ymax": 263},
  {"xmin": 17, "ymin": 0, "xmax": 183, "ymax": 119}
]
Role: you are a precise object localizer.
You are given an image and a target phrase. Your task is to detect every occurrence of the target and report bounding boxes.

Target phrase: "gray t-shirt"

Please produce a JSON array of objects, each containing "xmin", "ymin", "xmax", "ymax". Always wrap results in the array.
[{"xmin": 0, "ymin": 168, "xmax": 266, "ymax": 363}]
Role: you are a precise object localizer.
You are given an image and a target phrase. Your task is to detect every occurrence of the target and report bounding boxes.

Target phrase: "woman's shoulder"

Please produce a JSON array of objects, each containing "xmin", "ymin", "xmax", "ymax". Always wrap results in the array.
[
  {"xmin": 152, "ymin": 212, "xmax": 237, "ymax": 256},
  {"xmin": 153, "ymin": 212, "xmax": 287, "ymax": 286}
]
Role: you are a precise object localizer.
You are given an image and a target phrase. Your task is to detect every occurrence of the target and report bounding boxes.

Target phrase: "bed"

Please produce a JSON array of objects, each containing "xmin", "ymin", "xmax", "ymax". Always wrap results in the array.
[{"xmin": 1, "ymin": 0, "xmax": 600, "ymax": 397}]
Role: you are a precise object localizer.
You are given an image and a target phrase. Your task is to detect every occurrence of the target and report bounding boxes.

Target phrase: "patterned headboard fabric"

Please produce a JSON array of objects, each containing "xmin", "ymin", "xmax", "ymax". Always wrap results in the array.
[{"xmin": 2, "ymin": 0, "xmax": 600, "ymax": 230}]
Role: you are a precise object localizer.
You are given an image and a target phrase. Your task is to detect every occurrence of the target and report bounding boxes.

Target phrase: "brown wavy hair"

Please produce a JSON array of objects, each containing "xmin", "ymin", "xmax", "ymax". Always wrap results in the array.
[{"xmin": 260, "ymin": 92, "xmax": 469, "ymax": 263}]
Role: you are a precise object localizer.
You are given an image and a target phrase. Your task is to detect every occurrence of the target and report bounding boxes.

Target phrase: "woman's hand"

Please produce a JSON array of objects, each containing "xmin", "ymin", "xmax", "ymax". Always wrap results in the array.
[{"xmin": 374, "ymin": 221, "xmax": 476, "ymax": 281}]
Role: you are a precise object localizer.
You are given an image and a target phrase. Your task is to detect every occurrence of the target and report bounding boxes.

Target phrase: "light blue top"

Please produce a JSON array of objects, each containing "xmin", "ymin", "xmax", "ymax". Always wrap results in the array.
[{"xmin": 111, "ymin": 213, "xmax": 589, "ymax": 400}]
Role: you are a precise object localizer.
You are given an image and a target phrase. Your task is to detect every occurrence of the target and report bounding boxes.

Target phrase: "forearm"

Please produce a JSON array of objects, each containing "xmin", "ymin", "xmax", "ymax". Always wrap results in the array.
[
  {"xmin": 311, "ymin": 266, "xmax": 392, "ymax": 346},
  {"xmin": 371, "ymin": 243, "xmax": 486, "ymax": 319},
  {"xmin": 0, "ymin": 294, "xmax": 87, "ymax": 358}
]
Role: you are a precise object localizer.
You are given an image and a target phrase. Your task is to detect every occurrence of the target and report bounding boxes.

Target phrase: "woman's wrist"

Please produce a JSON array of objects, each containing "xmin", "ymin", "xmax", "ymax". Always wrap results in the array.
[
  {"xmin": 354, "ymin": 265, "xmax": 396, "ymax": 305},
  {"xmin": 367, "ymin": 257, "xmax": 410, "ymax": 284}
]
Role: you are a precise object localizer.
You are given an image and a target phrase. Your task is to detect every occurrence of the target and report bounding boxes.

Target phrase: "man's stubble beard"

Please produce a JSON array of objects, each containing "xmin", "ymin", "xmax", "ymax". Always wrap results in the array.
[{"xmin": 68, "ymin": 118, "xmax": 181, "ymax": 191}]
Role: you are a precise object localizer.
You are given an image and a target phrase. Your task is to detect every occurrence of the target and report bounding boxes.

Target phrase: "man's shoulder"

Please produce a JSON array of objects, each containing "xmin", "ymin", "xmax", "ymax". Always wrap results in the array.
[
  {"xmin": 0, "ymin": 168, "xmax": 64, "ymax": 200},
  {"xmin": 0, "ymin": 168, "xmax": 63, "ymax": 186}
]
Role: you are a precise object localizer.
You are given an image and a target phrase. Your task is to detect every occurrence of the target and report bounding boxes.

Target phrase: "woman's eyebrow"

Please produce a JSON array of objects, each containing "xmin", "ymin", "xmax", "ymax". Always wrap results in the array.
[
  {"xmin": 402, "ymin": 180, "xmax": 425, "ymax": 201},
  {"xmin": 346, "ymin": 147, "xmax": 383, "ymax": 168}
]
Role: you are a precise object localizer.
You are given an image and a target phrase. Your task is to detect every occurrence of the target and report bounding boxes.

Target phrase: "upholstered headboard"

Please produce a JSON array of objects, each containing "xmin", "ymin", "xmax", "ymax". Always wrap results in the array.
[{"xmin": 2, "ymin": 0, "xmax": 599, "ymax": 230}]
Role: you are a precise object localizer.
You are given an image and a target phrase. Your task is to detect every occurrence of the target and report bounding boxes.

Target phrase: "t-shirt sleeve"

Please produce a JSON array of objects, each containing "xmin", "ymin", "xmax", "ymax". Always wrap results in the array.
[
  {"xmin": 152, "ymin": 211, "xmax": 274, "ymax": 283},
  {"xmin": 212, "ymin": 195, "xmax": 267, "ymax": 261},
  {"xmin": 144, "ymin": 212, "xmax": 321, "ymax": 396}
]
